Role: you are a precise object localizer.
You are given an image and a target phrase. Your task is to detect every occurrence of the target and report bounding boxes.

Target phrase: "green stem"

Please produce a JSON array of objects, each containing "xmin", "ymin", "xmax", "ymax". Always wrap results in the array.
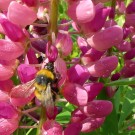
[
  {"xmin": 36, "ymin": 106, "xmax": 46, "ymax": 135},
  {"xmin": 48, "ymin": 0, "xmax": 59, "ymax": 43}
]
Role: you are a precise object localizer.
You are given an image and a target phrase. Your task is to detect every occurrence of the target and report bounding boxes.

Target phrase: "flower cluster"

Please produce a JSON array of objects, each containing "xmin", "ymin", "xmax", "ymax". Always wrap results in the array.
[{"xmin": 0, "ymin": 0, "xmax": 135, "ymax": 134}]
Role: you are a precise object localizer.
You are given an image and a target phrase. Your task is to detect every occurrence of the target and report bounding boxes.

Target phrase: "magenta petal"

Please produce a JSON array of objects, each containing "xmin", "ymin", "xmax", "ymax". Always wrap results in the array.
[
  {"xmin": 64, "ymin": 123, "xmax": 82, "ymax": 135},
  {"xmin": 71, "ymin": 108, "xmax": 87, "ymax": 123},
  {"xmin": 81, "ymin": 117, "xmax": 105, "ymax": 133},
  {"xmin": 84, "ymin": 83, "xmax": 103, "ymax": 102},
  {"xmin": 67, "ymin": 64, "xmax": 90, "ymax": 85},
  {"xmin": 42, "ymin": 120, "xmax": 63, "ymax": 135},
  {"xmin": 87, "ymin": 25, "xmax": 123, "ymax": 51},
  {"xmin": 0, "ymin": 40, "xmax": 24, "ymax": 61},
  {"xmin": 80, "ymin": 100, "xmax": 113, "ymax": 118},
  {"xmin": 17, "ymin": 64, "xmax": 37, "ymax": 83},
  {"xmin": 0, "ymin": 118, "xmax": 19, "ymax": 135},
  {"xmin": 7, "ymin": 1, "xmax": 37, "ymax": 27},
  {"xmin": 87, "ymin": 56, "xmax": 118, "ymax": 77},
  {"xmin": 62, "ymin": 82, "xmax": 88, "ymax": 106}
]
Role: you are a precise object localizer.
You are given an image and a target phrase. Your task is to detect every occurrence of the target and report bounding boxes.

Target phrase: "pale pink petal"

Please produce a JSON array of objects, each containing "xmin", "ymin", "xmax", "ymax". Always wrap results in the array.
[{"xmin": 7, "ymin": 1, "xmax": 37, "ymax": 27}]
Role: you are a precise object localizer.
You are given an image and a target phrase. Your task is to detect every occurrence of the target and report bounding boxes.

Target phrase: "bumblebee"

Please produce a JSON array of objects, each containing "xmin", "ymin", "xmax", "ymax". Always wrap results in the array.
[{"xmin": 12, "ymin": 62, "xmax": 59, "ymax": 117}]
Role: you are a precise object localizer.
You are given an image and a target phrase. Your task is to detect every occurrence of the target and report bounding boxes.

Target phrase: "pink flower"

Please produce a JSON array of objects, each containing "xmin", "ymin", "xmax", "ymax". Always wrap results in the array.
[
  {"xmin": 42, "ymin": 120, "xmax": 63, "ymax": 135},
  {"xmin": 22, "ymin": 0, "xmax": 39, "ymax": 7},
  {"xmin": 62, "ymin": 82, "xmax": 88, "ymax": 106},
  {"xmin": 0, "ymin": 40, "xmax": 24, "ymax": 61},
  {"xmin": 87, "ymin": 56, "xmax": 118, "ymax": 77},
  {"xmin": 7, "ymin": 1, "xmax": 37, "ymax": 27},
  {"xmin": 68, "ymin": 0, "xmax": 95, "ymax": 23},
  {"xmin": 79, "ymin": 100, "xmax": 113, "ymax": 118},
  {"xmin": 84, "ymin": 83, "xmax": 103, "ymax": 102},
  {"xmin": 17, "ymin": 64, "xmax": 37, "ymax": 83},
  {"xmin": 87, "ymin": 25, "xmax": 123, "ymax": 51},
  {"xmin": 0, "ymin": 18, "xmax": 26, "ymax": 42},
  {"xmin": 0, "ymin": 101, "xmax": 20, "ymax": 135},
  {"xmin": 67, "ymin": 64, "xmax": 90, "ymax": 85}
]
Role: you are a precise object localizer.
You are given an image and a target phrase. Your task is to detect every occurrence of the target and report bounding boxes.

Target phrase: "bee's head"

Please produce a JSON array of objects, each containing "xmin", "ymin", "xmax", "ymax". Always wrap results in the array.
[{"xmin": 44, "ymin": 62, "xmax": 54, "ymax": 71}]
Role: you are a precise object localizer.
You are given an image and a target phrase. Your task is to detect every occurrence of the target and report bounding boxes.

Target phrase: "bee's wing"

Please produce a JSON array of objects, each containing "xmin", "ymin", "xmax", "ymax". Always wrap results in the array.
[
  {"xmin": 41, "ymin": 83, "xmax": 54, "ymax": 117},
  {"xmin": 11, "ymin": 79, "xmax": 36, "ymax": 98}
]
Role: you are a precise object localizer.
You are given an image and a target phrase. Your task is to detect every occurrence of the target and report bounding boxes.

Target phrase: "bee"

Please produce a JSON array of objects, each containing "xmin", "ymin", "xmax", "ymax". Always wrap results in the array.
[{"xmin": 11, "ymin": 62, "xmax": 59, "ymax": 117}]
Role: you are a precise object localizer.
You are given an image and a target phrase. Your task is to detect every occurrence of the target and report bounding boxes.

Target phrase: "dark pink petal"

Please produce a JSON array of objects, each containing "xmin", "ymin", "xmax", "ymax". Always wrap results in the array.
[
  {"xmin": 67, "ymin": 64, "xmax": 90, "ymax": 85},
  {"xmin": 62, "ymin": 82, "xmax": 88, "ymax": 106},
  {"xmin": 0, "ymin": 118, "xmax": 19, "ymax": 135},
  {"xmin": 124, "ymin": 48, "xmax": 135, "ymax": 60},
  {"xmin": 68, "ymin": 0, "xmax": 95, "ymax": 23},
  {"xmin": 42, "ymin": 120, "xmax": 63, "ymax": 135},
  {"xmin": 17, "ymin": 64, "xmax": 37, "ymax": 83},
  {"xmin": 125, "ymin": 14, "xmax": 135, "ymax": 27},
  {"xmin": 126, "ymin": 1, "xmax": 135, "ymax": 14},
  {"xmin": 64, "ymin": 123, "xmax": 82, "ymax": 135},
  {"xmin": 0, "ymin": 19, "xmax": 26, "ymax": 42},
  {"xmin": 84, "ymin": 83, "xmax": 103, "ymax": 102},
  {"xmin": 0, "ymin": 79, "xmax": 14, "ymax": 92},
  {"xmin": 7, "ymin": 1, "xmax": 37, "ymax": 27},
  {"xmin": 0, "ymin": 62, "xmax": 14, "ymax": 81},
  {"xmin": 0, "ymin": 101, "xmax": 18, "ymax": 119},
  {"xmin": 117, "ymin": 41, "xmax": 131, "ymax": 52},
  {"xmin": 81, "ymin": 117, "xmax": 105, "ymax": 133},
  {"xmin": 87, "ymin": 56, "xmax": 118, "ymax": 77},
  {"xmin": 80, "ymin": 100, "xmax": 113, "ymax": 118},
  {"xmin": 0, "ymin": 40, "xmax": 24, "ymax": 61},
  {"xmin": 22, "ymin": 0, "xmax": 39, "ymax": 7},
  {"xmin": 87, "ymin": 25, "xmax": 123, "ymax": 51},
  {"xmin": 71, "ymin": 109, "xmax": 87, "ymax": 123}
]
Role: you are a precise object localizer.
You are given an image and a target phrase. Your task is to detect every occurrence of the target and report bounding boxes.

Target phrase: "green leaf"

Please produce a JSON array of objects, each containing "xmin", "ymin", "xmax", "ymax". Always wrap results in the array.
[
  {"xmin": 118, "ymin": 86, "xmax": 135, "ymax": 129},
  {"xmin": 105, "ymin": 77, "xmax": 135, "ymax": 87}
]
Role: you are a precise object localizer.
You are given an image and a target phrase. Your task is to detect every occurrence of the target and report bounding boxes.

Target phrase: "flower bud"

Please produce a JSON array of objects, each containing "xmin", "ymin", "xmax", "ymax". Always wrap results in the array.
[
  {"xmin": 87, "ymin": 25, "xmax": 123, "ymax": 51},
  {"xmin": 46, "ymin": 43, "xmax": 58, "ymax": 62},
  {"xmin": 42, "ymin": 120, "xmax": 62, "ymax": 135},
  {"xmin": 68, "ymin": 0, "xmax": 95, "ymax": 23},
  {"xmin": 67, "ymin": 64, "xmax": 90, "ymax": 85},
  {"xmin": 81, "ymin": 117, "xmax": 105, "ymax": 133},
  {"xmin": 7, "ymin": 1, "xmax": 37, "ymax": 27},
  {"xmin": 84, "ymin": 83, "xmax": 103, "ymax": 102},
  {"xmin": 62, "ymin": 82, "xmax": 88, "ymax": 106},
  {"xmin": 80, "ymin": 100, "xmax": 113, "ymax": 118},
  {"xmin": 87, "ymin": 56, "xmax": 118, "ymax": 77},
  {"xmin": 0, "ymin": 19, "xmax": 26, "ymax": 42}
]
